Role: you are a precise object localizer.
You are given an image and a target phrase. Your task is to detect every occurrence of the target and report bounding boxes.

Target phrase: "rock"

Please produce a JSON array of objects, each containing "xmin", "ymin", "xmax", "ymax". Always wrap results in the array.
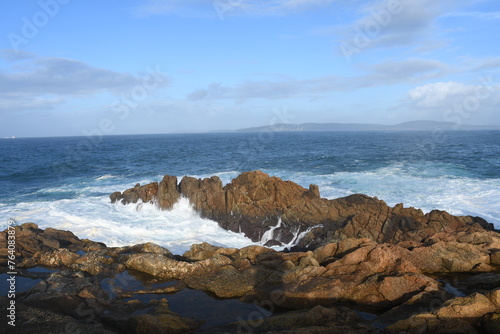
[
  {"xmin": 179, "ymin": 175, "xmax": 225, "ymax": 217},
  {"xmin": 4, "ymin": 224, "xmax": 500, "ymax": 334},
  {"xmin": 109, "ymin": 191, "xmax": 122, "ymax": 203},
  {"xmin": 131, "ymin": 242, "xmax": 174, "ymax": 257},
  {"xmin": 387, "ymin": 289, "xmax": 500, "ymax": 333},
  {"xmin": 157, "ymin": 174, "xmax": 180, "ymax": 208},
  {"xmin": 21, "ymin": 270, "xmax": 108, "ymax": 319},
  {"xmin": 133, "ymin": 313, "xmax": 200, "ymax": 334},
  {"xmin": 115, "ymin": 182, "xmax": 158, "ymax": 205},
  {"xmin": 0, "ymin": 296, "xmax": 115, "ymax": 334},
  {"xmin": 388, "ymin": 230, "xmax": 500, "ymax": 274},
  {"xmin": 481, "ymin": 313, "xmax": 500, "ymax": 334},
  {"xmin": 16, "ymin": 264, "xmax": 200, "ymax": 334},
  {"xmin": 199, "ymin": 305, "xmax": 382, "ymax": 334},
  {"xmin": 399, "ymin": 240, "xmax": 496, "ymax": 273},
  {"xmin": 312, "ymin": 242, "xmax": 339, "ymax": 265},
  {"xmin": 307, "ymin": 184, "xmax": 321, "ymax": 198},
  {"xmin": 124, "ymin": 238, "xmax": 441, "ymax": 310},
  {"xmin": 102, "ymin": 298, "xmax": 201, "ymax": 334},
  {"xmin": 1, "ymin": 223, "xmax": 105, "ymax": 268},
  {"xmin": 435, "ymin": 292, "xmax": 497, "ymax": 323},
  {"xmin": 298, "ymin": 254, "xmax": 319, "ymax": 267},
  {"xmin": 111, "ymin": 171, "xmax": 497, "ymax": 248},
  {"xmin": 125, "ymin": 253, "xmax": 194, "ymax": 279},
  {"xmin": 269, "ymin": 241, "xmax": 439, "ymax": 309},
  {"xmin": 184, "ymin": 265, "xmax": 256, "ymax": 298},
  {"xmin": 376, "ymin": 290, "xmax": 457, "ymax": 326},
  {"xmin": 38, "ymin": 248, "xmax": 81, "ymax": 267},
  {"xmin": 182, "ymin": 242, "xmax": 221, "ymax": 261},
  {"xmin": 491, "ymin": 249, "xmax": 500, "ymax": 265},
  {"xmin": 73, "ymin": 249, "xmax": 118, "ymax": 275},
  {"xmin": 459, "ymin": 272, "xmax": 500, "ymax": 293}
]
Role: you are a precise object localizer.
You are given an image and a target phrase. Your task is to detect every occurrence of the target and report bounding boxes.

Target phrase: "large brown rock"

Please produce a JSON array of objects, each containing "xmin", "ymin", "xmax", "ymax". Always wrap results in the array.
[
  {"xmin": 125, "ymin": 239, "xmax": 441, "ymax": 310},
  {"xmin": 157, "ymin": 175, "xmax": 180, "ymax": 208},
  {"xmin": 387, "ymin": 289, "xmax": 500, "ymax": 333},
  {"xmin": 110, "ymin": 171, "xmax": 497, "ymax": 249},
  {"xmin": 4, "ymin": 224, "xmax": 500, "ymax": 334},
  {"xmin": 0, "ymin": 223, "xmax": 105, "ymax": 267},
  {"xmin": 266, "ymin": 239, "xmax": 439, "ymax": 309},
  {"xmin": 117, "ymin": 182, "xmax": 158, "ymax": 204}
]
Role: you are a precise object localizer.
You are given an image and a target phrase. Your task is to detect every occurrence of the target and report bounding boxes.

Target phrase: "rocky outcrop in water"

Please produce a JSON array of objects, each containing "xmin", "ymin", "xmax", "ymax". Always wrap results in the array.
[
  {"xmin": 111, "ymin": 170, "xmax": 495, "ymax": 249},
  {"xmin": 2, "ymin": 223, "xmax": 499, "ymax": 333}
]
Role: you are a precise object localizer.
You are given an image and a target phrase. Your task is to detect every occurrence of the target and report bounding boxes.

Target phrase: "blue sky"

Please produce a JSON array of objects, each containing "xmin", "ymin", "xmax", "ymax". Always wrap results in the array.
[{"xmin": 1, "ymin": 0, "xmax": 499, "ymax": 137}]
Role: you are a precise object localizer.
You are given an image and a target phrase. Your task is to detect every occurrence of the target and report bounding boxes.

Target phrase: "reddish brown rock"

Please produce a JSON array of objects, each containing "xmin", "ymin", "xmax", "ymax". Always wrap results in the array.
[
  {"xmin": 387, "ymin": 289, "xmax": 500, "ymax": 334},
  {"xmin": 0, "ymin": 223, "xmax": 105, "ymax": 267},
  {"xmin": 111, "ymin": 171, "xmax": 496, "ymax": 248},
  {"xmin": 157, "ymin": 174, "xmax": 180, "ymax": 208},
  {"xmin": 4, "ymin": 224, "xmax": 500, "ymax": 334},
  {"xmin": 123, "ymin": 239, "xmax": 442, "ymax": 310},
  {"xmin": 269, "ymin": 240, "xmax": 439, "ymax": 309},
  {"xmin": 182, "ymin": 242, "xmax": 222, "ymax": 261}
]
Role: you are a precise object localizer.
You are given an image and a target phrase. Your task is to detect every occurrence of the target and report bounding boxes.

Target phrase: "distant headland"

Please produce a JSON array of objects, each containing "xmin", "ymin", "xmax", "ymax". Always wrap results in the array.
[{"xmin": 236, "ymin": 120, "xmax": 500, "ymax": 132}]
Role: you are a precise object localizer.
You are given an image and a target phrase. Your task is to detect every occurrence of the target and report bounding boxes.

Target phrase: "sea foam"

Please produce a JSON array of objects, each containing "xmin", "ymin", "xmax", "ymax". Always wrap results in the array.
[{"xmin": 1, "ymin": 165, "xmax": 498, "ymax": 255}]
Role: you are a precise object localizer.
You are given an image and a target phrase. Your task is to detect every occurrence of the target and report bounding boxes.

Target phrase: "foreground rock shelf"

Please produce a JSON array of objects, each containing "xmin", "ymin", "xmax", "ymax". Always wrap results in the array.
[{"xmin": 2, "ymin": 222, "xmax": 500, "ymax": 332}]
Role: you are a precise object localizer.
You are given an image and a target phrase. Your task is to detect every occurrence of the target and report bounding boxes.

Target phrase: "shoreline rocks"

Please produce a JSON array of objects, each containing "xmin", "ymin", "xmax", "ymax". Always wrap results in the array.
[{"xmin": 2, "ymin": 220, "xmax": 499, "ymax": 333}]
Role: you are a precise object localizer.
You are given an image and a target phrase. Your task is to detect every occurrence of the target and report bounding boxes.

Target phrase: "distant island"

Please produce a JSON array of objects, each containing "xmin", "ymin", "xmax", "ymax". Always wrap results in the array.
[{"xmin": 237, "ymin": 120, "xmax": 500, "ymax": 132}]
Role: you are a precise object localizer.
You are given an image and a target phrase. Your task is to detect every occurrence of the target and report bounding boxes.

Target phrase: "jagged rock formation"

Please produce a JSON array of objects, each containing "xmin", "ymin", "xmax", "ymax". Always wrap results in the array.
[{"xmin": 110, "ymin": 170, "xmax": 495, "ymax": 249}]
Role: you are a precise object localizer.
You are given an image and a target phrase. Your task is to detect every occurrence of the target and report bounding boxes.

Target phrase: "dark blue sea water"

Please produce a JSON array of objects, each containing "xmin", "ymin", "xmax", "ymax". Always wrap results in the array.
[{"xmin": 1, "ymin": 131, "xmax": 499, "ymax": 254}]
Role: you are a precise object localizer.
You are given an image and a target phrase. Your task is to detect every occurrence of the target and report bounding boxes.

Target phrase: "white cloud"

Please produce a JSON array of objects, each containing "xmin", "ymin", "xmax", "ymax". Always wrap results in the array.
[
  {"xmin": 132, "ymin": 0, "xmax": 337, "ymax": 18},
  {"xmin": 472, "ymin": 57, "xmax": 500, "ymax": 71},
  {"xmin": 131, "ymin": 0, "xmax": 211, "ymax": 18},
  {"xmin": 0, "ymin": 49, "xmax": 36, "ymax": 62},
  {"xmin": 366, "ymin": 58, "xmax": 450, "ymax": 84},
  {"xmin": 0, "ymin": 54, "xmax": 169, "ymax": 113},
  {"xmin": 187, "ymin": 58, "xmax": 451, "ymax": 101},
  {"xmin": 0, "ymin": 96, "xmax": 64, "ymax": 112},
  {"xmin": 409, "ymin": 82, "xmax": 471, "ymax": 108},
  {"xmin": 336, "ymin": 0, "xmax": 468, "ymax": 56},
  {"xmin": 444, "ymin": 11, "xmax": 500, "ymax": 20},
  {"xmin": 408, "ymin": 81, "xmax": 499, "ymax": 109},
  {"xmin": 406, "ymin": 80, "xmax": 500, "ymax": 125}
]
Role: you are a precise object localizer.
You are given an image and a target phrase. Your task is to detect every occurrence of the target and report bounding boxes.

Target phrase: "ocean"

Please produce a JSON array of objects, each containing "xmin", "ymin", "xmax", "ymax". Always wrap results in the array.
[{"xmin": 1, "ymin": 131, "xmax": 499, "ymax": 255}]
